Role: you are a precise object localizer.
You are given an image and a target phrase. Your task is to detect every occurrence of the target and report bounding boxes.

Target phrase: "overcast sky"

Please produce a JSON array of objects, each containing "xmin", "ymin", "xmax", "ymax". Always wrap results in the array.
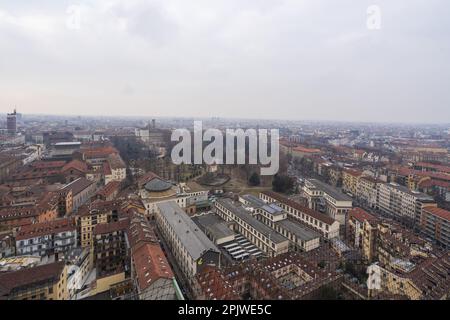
[{"xmin": 0, "ymin": 0, "xmax": 449, "ymax": 123}]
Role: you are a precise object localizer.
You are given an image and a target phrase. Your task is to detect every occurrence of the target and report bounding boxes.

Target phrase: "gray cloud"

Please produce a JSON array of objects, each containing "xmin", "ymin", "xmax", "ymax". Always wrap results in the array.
[{"xmin": 0, "ymin": 0, "xmax": 449, "ymax": 123}]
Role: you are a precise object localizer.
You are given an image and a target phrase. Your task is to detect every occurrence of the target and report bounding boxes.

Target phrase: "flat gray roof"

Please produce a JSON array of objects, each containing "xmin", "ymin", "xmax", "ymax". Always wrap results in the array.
[
  {"xmin": 217, "ymin": 199, "xmax": 287, "ymax": 244},
  {"xmin": 261, "ymin": 203, "xmax": 284, "ymax": 216},
  {"xmin": 240, "ymin": 194, "xmax": 266, "ymax": 208},
  {"xmin": 193, "ymin": 214, "xmax": 235, "ymax": 240},
  {"xmin": 157, "ymin": 201, "xmax": 219, "ymax": 260},
  {"xmin": 276, "ymin": 219, "xmax": 319, "ymax": 241},
  {"xmin": 307, "ymin": 179, "xmax": 352, "ymax": 202}
]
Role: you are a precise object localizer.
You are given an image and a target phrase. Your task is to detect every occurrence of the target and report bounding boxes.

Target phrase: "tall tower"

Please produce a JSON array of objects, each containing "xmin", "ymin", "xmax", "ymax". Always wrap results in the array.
[{"xmin": 6, "ymin": 108, "xmax": 17, "ymax": 135}]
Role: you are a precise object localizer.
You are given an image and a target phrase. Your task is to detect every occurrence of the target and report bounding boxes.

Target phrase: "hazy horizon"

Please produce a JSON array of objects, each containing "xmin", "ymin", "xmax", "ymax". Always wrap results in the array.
[{"xmin": 1, "ymin": 0, "xmax": 450, "ymax": 124}]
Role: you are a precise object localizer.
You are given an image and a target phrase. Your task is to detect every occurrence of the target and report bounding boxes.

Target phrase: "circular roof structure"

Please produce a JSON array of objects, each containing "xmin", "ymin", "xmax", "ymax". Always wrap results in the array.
[{"xmin": 144, "ymin": 178, "xmax": 173, "ymax": 192}]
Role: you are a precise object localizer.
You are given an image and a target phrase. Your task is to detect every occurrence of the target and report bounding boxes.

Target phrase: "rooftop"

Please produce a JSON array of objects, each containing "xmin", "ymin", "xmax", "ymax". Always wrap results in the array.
[
  {"xmin": 62, "ymin": 177, "xmax": 94, "ymax": 196},
  {"xmin": 385, "ymin": 182, "xmax": 435, "ymax": 200},
  {"xmin": 306, "ymin": 179, "xmax": 352, "ymax": 202},
  {"xmin": 16, "ymin": 217, "xmax": 76, "ymax": 241},
  {"xmin": 276, "ymin": 219, "xmax": 319, "ymax": 241},
  {"xmin": 132, "ymin": 243, "xmax": 174, "ymax": 291},
  {"xmin": 144, "ymin": 178, "xmax": 173, "ymax": 192},
  {"xmin": 193, "ymin": 214, "xmax": 235, "ymax": 240},
  {"xmin": 217, "ymin": 198, "xmax": 287, "ymax": 244},
  {"xmin": 156, "ymin": 201, "xmax": 219, "ymax": 261},
  {"xmin": 423, "ymin": 206, "xmax": 450, "ymax": 221},
  {"xmin": 348, "ymin": 207, "xmax": 378, "ymax": 223},
  {"xmin": 261, "ymin": 203, "xmax": 285, "ymax": 216},
  {"xmin": 240, "ymin": 194, "xmax": 266, "ymax": 208},
  {"xmin": 261, "ymin": 191, "xmax": 336, "ymax": 225},
  {"xmin": 93, "ymin": 218, "xmax": 130, "ymax": 235},
  {"xmin": 0, "ymin": 261, "xmax": 65, "ymax": 297}
]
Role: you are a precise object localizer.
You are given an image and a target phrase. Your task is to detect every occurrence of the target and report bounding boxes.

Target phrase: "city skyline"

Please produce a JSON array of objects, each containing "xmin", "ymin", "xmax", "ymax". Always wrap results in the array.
[{"xmin": 1, "ymin": 0, "xmax": 450, "ymax": 123}]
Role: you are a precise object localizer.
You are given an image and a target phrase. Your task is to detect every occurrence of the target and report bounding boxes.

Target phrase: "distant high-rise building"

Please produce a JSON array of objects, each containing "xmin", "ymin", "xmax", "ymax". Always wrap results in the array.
[{"xmin": 6, "ymin": 108, "xmax": 17, "ymax": 135}]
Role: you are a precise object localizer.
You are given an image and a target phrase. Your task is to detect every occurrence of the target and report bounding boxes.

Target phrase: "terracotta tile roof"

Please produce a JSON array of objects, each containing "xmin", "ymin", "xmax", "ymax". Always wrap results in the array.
[
  {"xmin": 292, "ymin": 146, "xmax": 322, "ymax": 153},
  {"xmin": 61, "ymin": 159, "xmax": 88, "ymax": 173},
  {"xmin": 127, "ymin": 212, "xmax": 158, "ymax": 249},
  {"xmin": 0, "ymin": 261, "xmax": 65, "ymax": 297},
  {"xmin": 0, "ymin": 206, "xmax": 38, "ymax": 221},
  {"xmin": 93, "ymin": 218, "xmax": 129, "ymax": 235},
  {"xmin": 103, "ymin": 162, "xmax": 112, "ymax": 175},
  {"xmin": 132, "ymin": 243, "xmax": 174, "ymax": 291},
  {"xmin": 30, "ymin": 161, "xmax": 66, "ymax": 170},
  {"xmin": 137, "ymin": 171, "xmax": 160, "ymax": 187},
  {"xmin": 349, "ymin": 207, "xmax": 378, "ymax": 223},
  {"xmin": 107, "ymin": 154, "xmax": 126, "ymax": 170},
  {"xmin": 81, "ymin": 146, "xmax": 118, "ymax": 159},
  {"xmin": 406, "ymin": 254, "xmax": 450, "ymax": 299},
  {"xmin": 394, "ymin": 166, "xmax": 450, "ymax": 182},
  {"xmin": 415, "ymin": 162, "xmax": 450, "ymax": 174},
  {"xmin": 418, "ymin": 179, "xmax": 450, "ymax": 189},
  {"xmin": 343, "ymin": 168, "xmax": 363, "ymax": 177},
  {"xmin": 16, "ymin": 217, "xmax": 76, "ymax": 241},
  {"xmin": 76, "ymin": 199, "xmax": 122, "ymax": 217},
  {"xmin": 423, "ymin": 207, "xmax": 450, "ymax": 222},
  {"xmin": 195, "ymin": 266, "xmax": 241, "ymax": 300},
  {"xmin": 62, "ymin": 177, "xmax": 93, "ymax": 196},
  {"xmin": 96, "ymin": 181, "xmax": 121, "ymax": 198}
]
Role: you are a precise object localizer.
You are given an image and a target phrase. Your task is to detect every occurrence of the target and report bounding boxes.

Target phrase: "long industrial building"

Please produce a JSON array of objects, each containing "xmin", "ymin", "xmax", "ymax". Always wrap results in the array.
[
  {"xmin": 214, "ymin": 198, "xmax": 289, "ymax": 257},
  {"xmin": 155, "ymin": 201, "xmax": 220, "ymax": 278},
  {"xmin": 302, "ymin": 179, "xmax": 353, "ymax": 226},
  {"xmin": 260, "ymin": 191, "xmax": 340, "ymax": 239}
]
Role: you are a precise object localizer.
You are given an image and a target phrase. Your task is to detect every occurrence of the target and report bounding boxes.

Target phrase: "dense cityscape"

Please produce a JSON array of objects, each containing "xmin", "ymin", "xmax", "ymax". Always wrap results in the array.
[
  {"xmin": 1, "ymin": 1, "xmax": 449, "ymax": 311},
  {"xmin": 0, "ymin": 110, "xmax": 449, "ymax": 301}
]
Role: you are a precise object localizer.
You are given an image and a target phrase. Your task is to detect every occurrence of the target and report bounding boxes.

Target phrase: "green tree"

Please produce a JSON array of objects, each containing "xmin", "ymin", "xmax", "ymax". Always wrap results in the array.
[
  {"xmin": 272, "ymin": 174, "xmax": 294, "ymax": 193},
  {"xmin": 248, "ymin": 172, "xmax": 261, "ymax": 186}
]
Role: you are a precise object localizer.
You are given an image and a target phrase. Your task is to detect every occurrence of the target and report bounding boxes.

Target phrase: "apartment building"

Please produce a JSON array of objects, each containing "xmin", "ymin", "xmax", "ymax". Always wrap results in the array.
[
  {"xmin": 57, "ymin": 188, "xmax": 73, "ymax": 216},
  {"xmin": 94, "ymin": 181, "xmax": 121, "ymax": 201},
  {"xmin": 346, "ymin": 208, "xmax": 379, "ymax": 262},
  {"xmin": 0, "ymin": 261, "xmax": 68, "ymax": 300},
  {"xmin": 356, "ymin": 175, "xmax": 381, "ymax": 208},
  {"xmin": 61, "ymin": 177, "xmax": 97, "ymax": 212},
  {"xmin": 76, "ymin": 201, "xmax": 120, "ymax": 247},
  {"xmin": 419, "ymin": 206, "xmax": 450, "ymax": 248},
  {"xmin": 367, "ymin": 254, "xmax": 450, "ymax": 300},
  {"xmin": 378, "ymin": 182, "xmax": 436, "ymax": 226},
  {"xmin": 155, "ymin": 201, "xmax": 220, "ymax": 278},
  {"xmin": 15, "ymin": 217, "xmax": 77, "ymax": 257},
  {"xmin": 342, "ymin": 169, "xmax": 362, "ymax": 196},
  {"xmin": 302, "ymin": 179, "xmax": 353, "ymax": 227},
  {"xmin": 260, "ymin": 191, "xmax": 340, "ymax": 239},
  {"xmin": 104, "ymin": 154, "xmax": 127, "ymax": 184},
  {"xmin": 241, "ymin": 196, "xmax": 320, "ymax": 252},
  {"xmin": 375, "ymin": 222, "xmax": 432, "ymax": 267},
  {"xmin": 327, "ymin": 165, "xmax": 343, "ymax": 187},
  {"xmin": 214, "ymin": 198, "xmax": 289, "ymax": 257},
  {"xmin": 92, "ymin": 218, "xmax": 130, "ymax": 279}
]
